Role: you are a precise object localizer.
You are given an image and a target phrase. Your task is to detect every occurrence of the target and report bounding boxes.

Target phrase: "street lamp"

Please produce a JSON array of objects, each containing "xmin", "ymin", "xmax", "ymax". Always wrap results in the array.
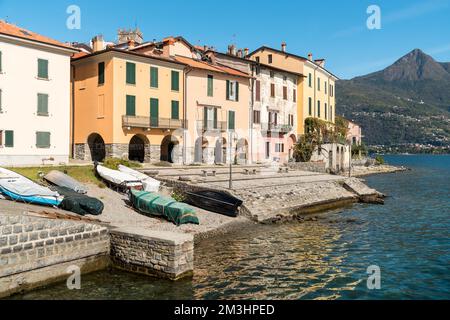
[{"xmin": 229, "ymin": 131, "xmax": 237, "ymax": 189}]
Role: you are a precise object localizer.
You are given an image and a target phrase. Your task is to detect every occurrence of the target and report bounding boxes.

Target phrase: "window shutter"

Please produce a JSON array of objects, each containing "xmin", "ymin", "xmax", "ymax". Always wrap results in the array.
[
  {"xmin": 150, "ymin": 98, "xmax": 159, "ymax": 127},
  {"xmin": 256, "ymin": 80, "xmax": 261, "ymax": 101},
  {"xmin": 98, "ymin": 62, "xmax": 105, "ymax": 85},
  {"xmin": 36, "ymin": 132, "xmax": 50, "ymax": 148},
  {"xmin": 318, "ymin": 101, "xmax": 321, "ymax": 117},
  {"xmin": 309, "ymin": 97, "xmax": 312, "ymax": 115},
  {"xmin": 213, "ymin": 108, "xmax": 218, "ymax": 129},
  {"xmin": 203, "ymin": 107, "xmax": 208, "ymax": 129},
  {"xmin": 226, "ymin": 80, "xmax": 230, "ymax": 100},
  {"xmin": 171, "ymin": 100, "xmax": 179, "ymax": 120},
  {"xmin": 228, "ymin": 111, "xmax": 235, "ymax": 130},
  {"xmin": 38, "ymin": 59, "xmax": 48, "ymax": 79},
  {"xmin": 126, "ymin": 62, "xmax": 136, "ymax": 84},
  {"xmin": 126, "ymin": 95, "xmax": 136, "ymax": 116},
  {"xmin": 5, "ymin": 130, "xmax": 13, "ymax": 147},
  {"xmin": 150, "ymin": 67, "xmax": 158, "ymax": 88},
  {"xmin": 207, "ymin": 75, "xmax": 213, "ymax": 97},
  {"xmin": 37, "ymin": 94, "xmax": 48, "ymax": 115},
  {"xmin": 235, "ymin": 82, "xmax": 239, "ymax": 101},
  {"xmin": 171, "ymin": 71, "xmax": 179, "ymax": 91},
  {"xmin": 325, "ymin": 103, "xmax": 328, "ymax": 120}
]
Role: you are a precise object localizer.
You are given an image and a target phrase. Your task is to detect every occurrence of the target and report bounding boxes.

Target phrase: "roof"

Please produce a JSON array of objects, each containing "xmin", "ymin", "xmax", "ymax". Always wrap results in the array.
[
  {"xmin": 0, "ymin": 20, "xmax": 77, "ymax": 52},
  {"xmin": 174, "ymin": 55, "xmax": 251, "ymax": 78}
]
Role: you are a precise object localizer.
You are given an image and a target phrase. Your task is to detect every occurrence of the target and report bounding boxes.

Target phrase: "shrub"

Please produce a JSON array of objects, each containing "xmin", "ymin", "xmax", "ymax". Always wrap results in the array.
[
  {"xmin": 375, "ymin": 155, "xmax": 385, "ymax": 165},
  {"xmin": 103, "ymin": 158, "xmax": 142, "ymax": 170},
  {"xmin": 171, "ymin": 190, "xmax": 185, "ymax": 202}
]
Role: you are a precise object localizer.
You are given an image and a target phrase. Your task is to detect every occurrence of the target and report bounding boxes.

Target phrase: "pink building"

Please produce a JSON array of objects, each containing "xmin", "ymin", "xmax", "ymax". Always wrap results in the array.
[{"xmin": 347, "ymin": 120, "xmax": 362, "ymax": 145}]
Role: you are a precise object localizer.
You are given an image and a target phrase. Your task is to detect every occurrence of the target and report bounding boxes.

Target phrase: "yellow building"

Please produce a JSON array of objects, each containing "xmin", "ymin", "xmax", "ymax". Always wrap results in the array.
[
  {"xmin": 71, "ymin": 39, "xmax": 186, "ymax": 163},
  {"xmin": 248, "ymin": 45, "xmax": 338, "ymax": 136}
]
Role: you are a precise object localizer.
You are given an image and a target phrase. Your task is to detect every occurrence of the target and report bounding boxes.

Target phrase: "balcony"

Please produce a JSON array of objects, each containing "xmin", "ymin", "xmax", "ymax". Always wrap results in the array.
[
  {"xmin": 261, "ymin": 122, "xmax": 293, "ymax": 134},
  {"xmin": 196, "ymin": 120, "xmax": 228, "ymax": 133},
  {"xmin": 122, "ymin": 115, "xmax": 186, "ymax": 130}
]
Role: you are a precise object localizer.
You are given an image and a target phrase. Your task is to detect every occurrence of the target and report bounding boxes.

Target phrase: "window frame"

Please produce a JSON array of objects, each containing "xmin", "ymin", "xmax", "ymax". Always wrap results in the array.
[
  {"xmin": 171, "ymin": 70, "xmax": 180, "ymax": 92},
  {"xmin": 37, "ymin": 58, "xmax": 49, "ymax": 80},
  {"xmin": 126, "ymin": 62, "xmax": 136, "ymax": 85},
  {"xmin": 37, "ymin": 93, "xmax": 49, "ymax": 116},
  {"xmin": 36, "ymin": 131, "xmax": 51, "ymax": 149},
  {"xmin": 98, "ymin": 62, "xmax": 105, "ymax": 85},
  {"xmin": 150, "ymin": 66, "xmax": 159, "ymax": 88},
  {"xmin": 207, "ymin": 74, "xmax": 214, "ymax": 97},
  {"xmin": 171, "ymin": 100, "xmax": 180, "ymax": 120}
]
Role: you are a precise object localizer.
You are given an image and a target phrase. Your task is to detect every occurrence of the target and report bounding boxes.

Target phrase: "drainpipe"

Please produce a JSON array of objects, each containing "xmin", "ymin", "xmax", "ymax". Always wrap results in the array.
[
  {"xmin": 250, "ymin": 67, "xmax": 255, "ymax": 164},
  {"xmin": 183, "ymin": 66, "xmax": 193, "ymax": 165},
  {"xmin": 71, "ymin": 64, "xmax": 75, "ymax": 159}
]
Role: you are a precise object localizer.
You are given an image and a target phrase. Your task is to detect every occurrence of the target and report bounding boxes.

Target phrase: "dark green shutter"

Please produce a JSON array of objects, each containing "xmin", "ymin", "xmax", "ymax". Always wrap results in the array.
[
  {"xmin": 36, "ymin": 132, "xmax": 50, "ymax": 148},
  {"xmin": 126, "ymin": 62, "xmax": 136, "ymax": 85},
  {"xmin": 203, "ymin": 107, "xmax": 208, "ymax": 129},
  {"xmin": 171, "ymin": 100, "xmax": 179, "ymax": 120},
  {"xmin": 213, "ymin": 108, "xmax": 218, "ymax": 129},
  {"xmin": 235, "ymin": 82, "xmax": 239, "ymax": 101},
  {"xmin": 226, "ymin": 80, "xmax": 230, "ymax": 100},
  {"xmin": 318, "ymin": 101, "xmax": 321, "ymax": 117},
  {"xmin": 5, "ymin": 130, "xmax": 13, "ymax": 147},
  {"xmin": 150, "ymin": 98, "xmax": 159, "ymax": 127},
  {"xmin": 207, "ymin": 75, "xmax": 213, "ymax": 97},
  {"xmin": 171, "ymin": 71, "xmax": 179, "ymax": 91},
  {"xmin": 37, "ymin": 94, "xmax": 48, "ymax": 115},
  {"xmin": 126, "ymin": 95, "xmax": 136, "ymax": 116},
  {"xmin": 150, "ymin": 67, "xmax": 159, "ymax": 88},
  {"xmin": 38, "ymin": 59, "xmax": 48, "ymax": 79},
  {"xmin": 228, "ymin": 111, "xmax": 235, "ymax": 130},
  {"xmin": 309, "ymin": 98, "xmax": 312, "ymax": 115},
  {"xmin": 98, "ymin": 62, "xmax": 105, "ymax": 85}
]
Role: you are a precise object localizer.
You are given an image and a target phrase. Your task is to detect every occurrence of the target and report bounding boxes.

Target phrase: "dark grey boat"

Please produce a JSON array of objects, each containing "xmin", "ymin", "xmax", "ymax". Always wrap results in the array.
[{"xmin": 184, "ymin": 190, "xmax": 243, "ymax": 217}]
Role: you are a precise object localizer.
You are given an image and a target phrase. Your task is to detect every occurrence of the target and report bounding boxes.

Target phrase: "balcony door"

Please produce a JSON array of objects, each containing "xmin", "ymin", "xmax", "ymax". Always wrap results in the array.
[
  {"xmin": 204, "ymin": 107, "xmax": 218, "ymax": 130},
  {"xmin": 150, "ymin": 98, "xmax": 159, "ymax": 127}
]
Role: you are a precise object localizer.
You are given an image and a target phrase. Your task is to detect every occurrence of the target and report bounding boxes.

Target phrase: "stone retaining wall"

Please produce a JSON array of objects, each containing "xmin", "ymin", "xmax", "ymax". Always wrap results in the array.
[
  {"xmin": 288, "ymin": 162, "xmax": 327, "ymax": 173},
  {"xmin": 110, "ymin": 227, "xmax": 194, "ymax": 280}
]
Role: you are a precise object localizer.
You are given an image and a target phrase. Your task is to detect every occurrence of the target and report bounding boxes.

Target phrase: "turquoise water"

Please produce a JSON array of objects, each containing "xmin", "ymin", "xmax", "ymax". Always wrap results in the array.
[{"xmin": 12, "ymin": 155, "xmax": 450, "ymax": 300}]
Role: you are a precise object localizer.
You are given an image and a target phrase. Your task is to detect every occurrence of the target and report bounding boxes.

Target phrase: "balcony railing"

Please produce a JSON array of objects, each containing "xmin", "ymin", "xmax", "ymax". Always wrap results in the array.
[
  {"xmin": 261, "ymin": 122, "xmax": 293, "ymax": 134},
  {"xmin": 196, "ymin": 120, "xmax": 228, "ymax": 132},
  {"xmin": 122, "ymin": 115, "xmax": 186, "ymax": 130}
]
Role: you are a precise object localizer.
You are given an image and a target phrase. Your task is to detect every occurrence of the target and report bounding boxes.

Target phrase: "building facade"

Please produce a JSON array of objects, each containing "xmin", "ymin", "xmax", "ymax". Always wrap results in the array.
[
  {"xmin": 0, "ymin": 21, "xmax": 77, "ymax": 166},
  {"xmin": 347, "ymin": 120, "xmax": 362, "ymax": 146}
]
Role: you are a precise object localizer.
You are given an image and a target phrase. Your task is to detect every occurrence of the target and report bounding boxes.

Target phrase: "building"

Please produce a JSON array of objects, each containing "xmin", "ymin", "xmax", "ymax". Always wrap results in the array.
[
  {"xmin": 71, "ymin": 35, "xmax": 186, "ymax": 164},
  {"xmin": 132, "ymin": 37, "xmax": 252, "ymax": 165},
  {"xmin": 347, "ymin": 120, "xmax": 362, "ymax": 146},
  {"xmin": 0, "ymin": 20, "xmax": 77, "ymax": 166}
]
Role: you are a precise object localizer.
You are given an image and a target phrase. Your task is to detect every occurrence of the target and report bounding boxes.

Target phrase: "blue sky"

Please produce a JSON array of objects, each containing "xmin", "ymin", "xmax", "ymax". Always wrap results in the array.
[{"xmin": 1, "ymin": 0, "xmax": 450, "ymax": 79}]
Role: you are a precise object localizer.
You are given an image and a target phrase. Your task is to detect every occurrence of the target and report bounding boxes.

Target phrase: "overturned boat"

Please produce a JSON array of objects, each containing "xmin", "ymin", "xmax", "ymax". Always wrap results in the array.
[
  {"xmin": 0, "ymin": 167, "xmax": 63, "ymax": 207},
  {"xmin": 53, "ymin": 186, "xmax": 104, "ymax": 216},
  {"xmin": 184, "ymin": 190, "xmax": 243, "ymax": 217},
  {"xmin": 129, "ymin": 189, "xmax": 199, "ymax": 226},
  {"xmin": 95, "ymin": 164, "xmax": 143, "ymax": 192},
  {"xmin": 118, "ymin": 165, "xmax": 160, "ymax": 193},
  {"xmin": 44, "ymin": 170, "xmax": 88, "ymax": 194}
]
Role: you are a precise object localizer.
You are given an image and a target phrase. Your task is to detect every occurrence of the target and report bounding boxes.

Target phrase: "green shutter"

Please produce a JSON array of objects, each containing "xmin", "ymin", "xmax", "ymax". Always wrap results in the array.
[
  {"xmin": 150, "ymin": 67, "xmax": 159, "ymax": 88},
  {"xmin": 171, "ymin": 100, "xmax": 179, "ymax": 120},
  {"xmin": 126, "ymin": 95, "xmax": 135, "ymax": 116},
  {"xmin": 98, "ymin": 62, "xmax": 105, "ymax": 85},
  {"xmin": 309, "ymin": 98, "xmax": 312, "ymax": 116},
  {"xmin": 37, "ymin": 93, "xmax": 49, "ymax": 115},
  {"xmin": 228, "ymin": 111, "xmax": 235, "ymax": 130},
  {"xmin": 226, "ymin": 80, "xmax": 230, "ymax": 100},
  {"xmin": 308, "ymin": 73, "xmax": 312, "ymax": 87},
  {"xmin": 207, "ymin": 75, "xmax": 213, "ymax": 97},
  {"xmin": 38, "ymin": 59, "xmax": 48, "ymax": 79},
  {"xmin": 171, "ymin": 71, "xmax": 179, "ymax": 91},
  {"xmin": 318, "ymin": 101, "xmax": 321, "ymax": 117},
  {"xmin": 36, "ymin": 132, "xmax": 50, "ymax": 148},
  {"xmin": 5, "ymin": 130, "xmax": 13, "ymax": 147},
  {"xmin": 235, "ymin": 82, "xmax": 239, "ymax": 101},
  {"xmin": 213, "ymin": 108, "xmax": 218, "ymax": 129},
  {"xmin": 126, "ymin": 62, "xmax": 136, "ymax": 85},
  {"xmin": 150, "ymin": 98, "xmax": 159, "ymax": 127},
  {"xmin": 203, "ymin": 107, "xmax": 208, "ymax": 129}
]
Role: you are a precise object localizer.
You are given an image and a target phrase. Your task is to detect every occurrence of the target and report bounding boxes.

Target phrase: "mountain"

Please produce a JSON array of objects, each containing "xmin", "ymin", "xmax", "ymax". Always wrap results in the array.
[{"xmin": 336, "ymin": 49, "xmax": 450, "ymax": 148}]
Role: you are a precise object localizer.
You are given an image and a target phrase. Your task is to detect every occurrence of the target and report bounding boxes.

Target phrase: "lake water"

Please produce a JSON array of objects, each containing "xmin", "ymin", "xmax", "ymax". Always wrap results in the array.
[{"xmin": 11, "ymin": 155, "xmax": 450, "ymax": 300}]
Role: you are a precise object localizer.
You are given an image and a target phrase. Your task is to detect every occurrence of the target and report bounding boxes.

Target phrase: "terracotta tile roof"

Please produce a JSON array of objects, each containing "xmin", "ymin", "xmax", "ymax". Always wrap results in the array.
[
  {"xmin": 174, "ymin": 55, "xmax": 250, "ymax": 78},
  {"xmin": 0, "ymin": 20, "xmax": 76, "ymax": 51},
  {"xmin": 72, "ymin": 51, "xmax": 89, "ymax": 59}
]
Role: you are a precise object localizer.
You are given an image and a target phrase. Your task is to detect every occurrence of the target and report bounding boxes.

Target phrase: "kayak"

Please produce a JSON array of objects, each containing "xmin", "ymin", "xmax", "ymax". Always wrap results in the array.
[
  {"xmin": 118, "ymin": 165, "xmax": 160, "ymax": 193},
  {"xmin": 0, "ymin": 167, "xmax": 63, "ymax": 207},
  {"xmin": 44, "ymin": 170, "xmax": 88, "ymax": 194},
  {"xmin": 184, "ymin": 190, "xmax": 243, "ymax": 217},
  {"xmin": 96, "ymin": 164, "xmax": 143, "ymax": 192},
  {"xmin": 129, "ymin": 189, "xmax": 199, "ymax": 226}
]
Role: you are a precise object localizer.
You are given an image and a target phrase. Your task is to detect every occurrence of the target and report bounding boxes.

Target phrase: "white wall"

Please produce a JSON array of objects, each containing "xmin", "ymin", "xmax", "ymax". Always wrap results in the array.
[
  {"xmin": 310, "ymin": 143, "xmax": 350, "ymax": 172},
  {"xmin": 0, "ymin": 38, "xmax": 72, "ymax": 166}
]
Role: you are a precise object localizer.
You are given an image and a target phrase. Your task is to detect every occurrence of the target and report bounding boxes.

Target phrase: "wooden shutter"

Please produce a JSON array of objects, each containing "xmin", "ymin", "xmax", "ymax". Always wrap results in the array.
[
  {"xmin": 38, "ymin": 59, "xmax": 48, "ymax": 79},
  {"xmin": 213, "ymin": 108, "xmax": 218, "ymax": 129},
  {"xmin": 171, "ymin": 71, "xmax": 179, "ymax": 91},
  {"xmin": 318, "ymin": 101, "xmax": 321, "ymax": 117},
  {"xmin": 293, "ymin": 89, "xmax": 297, "ymax": 102},
  {"xmin": 271, "ymin": 83, "xmax": 275, "ymax": 97},
  {"xmin": 150, "ymin": 98, "xmax": 159, "ymax": 127},
  {"xmin": 126, "ymin": 62, "xmax": 136, "ymax": 84},
  {"xmin": 255, "ymin": 80, "xmax": 261, "ymax": 101},
  {"xmin": 5, "ymin": 130, "xmax": 13, "ymax": 147},
  {"xmin": 126, "ymin": 95, "xmax": 136, "ymax": 116},
  {"xmin": 171, "ymin": 100, "xmax": 179, "ymax": 120},
  {"xmin": 325, "ymin": 103, "xmax": 328, "ymax": 120},
  {"xmin": 150, "ymin": 67, "xmax": 158, "ymax": 88},
  {"xmin": 37, "ymin": 94, "xmax": 48, "ymax": 115},
  {"xmin": 98, "ymin": 62, "xmax": 105, "ymax": 85},
  {"xmin": 283, "ymin": 86, "xmax": 287, "ymax": 100},
  {"xmin": 228, "ymin": 111, "xmax": 235, "ymax": 130},
  {"xmin": 203, "ymin": 107, "xmax": 208, "ymax": 129},
  {"xmin": 36, "ymin": 132, "xmax": 50, "ymax": 148},
  {"xmin": 226, "ymin": 80, "xmax": 230, "ymax": 100},
  {"xmin": 309, "ymin": 98, "xmax": 312, "ymax": 115},
  {"xmin": 235, "ymin": 82, "xmax": 239, "ymax": 101},
  {"xmin": 207, "ymin": 75, "xmax": 213, "ymax": 97}
]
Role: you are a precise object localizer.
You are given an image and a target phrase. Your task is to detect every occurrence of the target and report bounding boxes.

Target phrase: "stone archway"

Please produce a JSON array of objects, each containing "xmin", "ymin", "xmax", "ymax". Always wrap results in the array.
[
  {"xmin": 236, "ymin": 138, "xmax": 249, "ymax": 164},
  {"xmin": 129, "ymin": 135, "xmax": 150, "ymax": 163},
  {"xmin": 161, "ymin": 135, "xmax": 180, "ymax": 164},
  {"xmin": 87, "ymin": 133, "xmax": 106, "ymax": 162},
  {"xmin": 215, "ymin": 137, "xmax": 227, "ymax": 164},
  {"xmin": 194, "ymin": 137, "xmax": 209, "ymax": 163},
  {"xmin": 287, "ymin": 134, "xmax": 297, "ymax": 161}
]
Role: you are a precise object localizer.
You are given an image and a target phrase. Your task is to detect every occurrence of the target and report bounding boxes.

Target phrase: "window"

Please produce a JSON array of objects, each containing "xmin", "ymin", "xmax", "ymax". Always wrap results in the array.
[
  {"xmin": 268, "ymin": 54, "xmax": 273, "ymax": 64},
  {"xmin": 37, "ymin": 59, "xmax": 48, "ymax": 79},
  {"xmin": 288, "ymin": 114, "xmax": 294, "ymax": 126},
  {"xmin": 4, "ymin": 130, "xmax": 13, "ymax": 147},
  {"xmin": 98, "ymin": 62, "xmax": 105, "ymax": 85},
  {"xmin": 265, "ymin": 142, "xmax": 270, "ymax": 159},
  {"xmin": 317, "ymin": 77, "xmax": 321, "ymax": 91},
  {"xmin": 0, "ymin": 51, "xmax": 2, "ymax": 73},
  {"xmin": 97, "ymin": 94, "xmax": 105, "ymax": 118},
  {"xmin": 255, "ymin": 56, "xmax": 260, "ymax": 63},
  {"xmin": 126, "ymin": 62, "xmax": 136, "ymax": 85},
  {"xmin": 283, "ymin": 86, "xmax": 287, "ymax": 100},
  {"xmin": 275, "ymin": 143, "xmax": 285, "ymax": 153},
  {"xmin": 270, "ymin": 83, "xmax": 275, "ymax": 98},
  {"xmin": 37, "ymin": 93, "xmax": 49, "ymax": 116},
  {"xmin": 253, "ymin": 110, "xmax": 261, "ymax": 124},
  {"xmin": 150, "ymin": 66, "xmax": 158, "ymax": 88},
  {"xmin": 308, "ymin": 97, "xmax": 312, "ymax": 116},
  {"xmin": 171, "ymin": 100, "xmax": 179, "ymax": 120},
  {"xmin": 207, "ymin": 75, "xmax": 213, "ymax": 97},
  {"xmin": 331, "ymin": 84, "xmax": 334, "ymax": 97},
  {"xmin": 308, "ymin": 73, "xmax": 312, "ymax": 87},
  {"xmin": 126, "ymin": 95, "xmax": 136, "ymax": 116},
  {"xmin": 317, "ymin": 100, "xmax": 321, "ymax": 117},
  {"xmin": 228, "ymin": 111, "xmax": 235, "ymax": 130},
  {"xmin": 325, "ymin": 103, "xmax": 328, "ymax": 120},
  {"xmin": 226, "ymin": 80, "xmax": 239, "ymax": 101},
  {"xmin": 270, "ymin": 71, "xmax": 274, "ymax": 78},
  {"xmin": 203, "ymin": 107, "xmax": 217, "ymax": 129},
  {"xmin": 255, "ymin": 80, "xmax": 261, "ymax": 101},
  {"xmin": 255, "ymin": 66, "xmax": 260, "ymax": 75},
  {"xmin": 36, "ymin": 132, "xmax": 50, "ymax": 148},
  {"xmin": 171, "ymin": 71, "xmax": 180, "ymax": 91},
  {"xmin": 150, "ymin": 98, "xmax": 159, "ymax": 127},
  {"xmin": 293, "ymin": 89, "xmax": 297, "ymax": 102}
]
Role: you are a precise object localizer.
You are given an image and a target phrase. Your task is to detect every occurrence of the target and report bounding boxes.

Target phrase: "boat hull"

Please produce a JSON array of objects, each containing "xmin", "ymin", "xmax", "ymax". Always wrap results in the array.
[{"xmin": 184, "ymin": 190, "xmax": 243, "ymax": 217}]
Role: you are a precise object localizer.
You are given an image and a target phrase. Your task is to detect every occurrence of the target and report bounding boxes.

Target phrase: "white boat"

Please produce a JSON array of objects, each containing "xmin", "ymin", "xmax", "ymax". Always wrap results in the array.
[
  {"xmin": 44, "ymin": 170, "xmax": 88, "ymax": 194},
  {"xmin": 0, "ymin": 167, "xmax": 63, "ymax": 207},
  {"xmin": 96, "ymin": 164, "xmax": 143, "ymax": 191},
  {"xmin": 118, "ymin": 165, "xmax": 161, "ymax": 193}
]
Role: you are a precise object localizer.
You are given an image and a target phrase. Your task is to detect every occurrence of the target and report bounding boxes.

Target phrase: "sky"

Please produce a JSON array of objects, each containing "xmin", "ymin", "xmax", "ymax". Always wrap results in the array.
[{"xmin": 1, "ymin": 0, "xmax": 450, "ymax": 79}]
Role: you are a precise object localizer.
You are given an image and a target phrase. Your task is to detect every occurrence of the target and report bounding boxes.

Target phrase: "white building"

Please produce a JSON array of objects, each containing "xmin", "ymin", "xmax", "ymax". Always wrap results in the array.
[{"xmin": 0, "ymin": 21, "xmax": 77, "ymax": 166}]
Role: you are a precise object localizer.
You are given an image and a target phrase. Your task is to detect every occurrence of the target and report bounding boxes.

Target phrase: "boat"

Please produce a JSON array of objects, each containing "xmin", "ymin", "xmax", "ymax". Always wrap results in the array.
[
  {"xmin": 129, "ymin": 189, "xmax": 199, "ymax": 226},
  {"xmin": 53, "ymin": 186, "xmax": 104, "ymax": 216},
  {"xmin": 44, "ymin": 170, "xmax": 88, "ymax": 194},
  {"xmin": 118, "ymin": 165, "xmax": 160, "ymax": 193},
  {"xmin": 0, "ymin": 167, "xmax": 63, "ymax": 207},
  {"xmin": 95, "ymin": 164, "xmax": 143, "ymax": 192},
  {"xmin": 184, "ymin": 190, "xmax": 243, "ymax": 217}
]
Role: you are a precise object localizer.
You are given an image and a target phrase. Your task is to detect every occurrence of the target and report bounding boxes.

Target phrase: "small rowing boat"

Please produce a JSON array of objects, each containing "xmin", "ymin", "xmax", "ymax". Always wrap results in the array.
[
  {"xmin": 44, "ymin": 170, "xmax": 88, "ymax": 194},
  {"xmin": 95, "ymin": 164, "xmax": 143, "ymax": 192},
  {"xmin": 118, "ymin": 165, "xmax": 160, "ymax": 193},
  {"xmin": 184, "ymin": 190, "xmax": 243, "ymax": 217}
]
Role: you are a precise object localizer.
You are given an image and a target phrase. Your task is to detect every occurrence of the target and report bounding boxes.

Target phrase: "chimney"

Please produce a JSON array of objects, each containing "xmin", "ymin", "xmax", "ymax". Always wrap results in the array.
[
  {"xmin": 281, "ymin": 42, "xmax": 287, "ymax": 52},
  {"xmin": 308, "ymin": 53, "xmax": 313, "ymax": 61},
  {"xmin": 237, "ymin": 49, "xmax": 243, "ymax": 58},
  {"xmin": 315, "ymin": 59, "xmax": 326, "ymax": 68},
  {"xmin": 244, "ymin": 48, "xmax": 249, "ymax": 57},
  {"xmin": 128, "ymin": 39, "xmax": 135, "ymax": 49},
  {"xmin": 92, "ymin": 35, "xmax": 105, "ymax": 52},
  {"xmin": 228, "ymin": 44, "xmax": 236, "ymax": 56}
]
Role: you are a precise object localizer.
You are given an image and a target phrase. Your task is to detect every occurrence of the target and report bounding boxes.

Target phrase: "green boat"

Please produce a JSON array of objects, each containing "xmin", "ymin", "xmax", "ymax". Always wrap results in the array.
[{"xmin": 129, "ymin": 189, "xmax": 199, "ymax": 226}]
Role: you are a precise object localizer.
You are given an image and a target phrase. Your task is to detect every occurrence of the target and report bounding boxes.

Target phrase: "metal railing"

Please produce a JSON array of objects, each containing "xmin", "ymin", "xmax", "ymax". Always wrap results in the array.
[
  {"xmin": 122, "ymin": 115, "xmax": 186, "ymax": 130},
  {"xmin": 196, "ymin": 120, "xmax": 228, "ymax": 132},
  {"xmin": 260, "ymin": 122, "xmax": 293, "ymax": 134}
]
